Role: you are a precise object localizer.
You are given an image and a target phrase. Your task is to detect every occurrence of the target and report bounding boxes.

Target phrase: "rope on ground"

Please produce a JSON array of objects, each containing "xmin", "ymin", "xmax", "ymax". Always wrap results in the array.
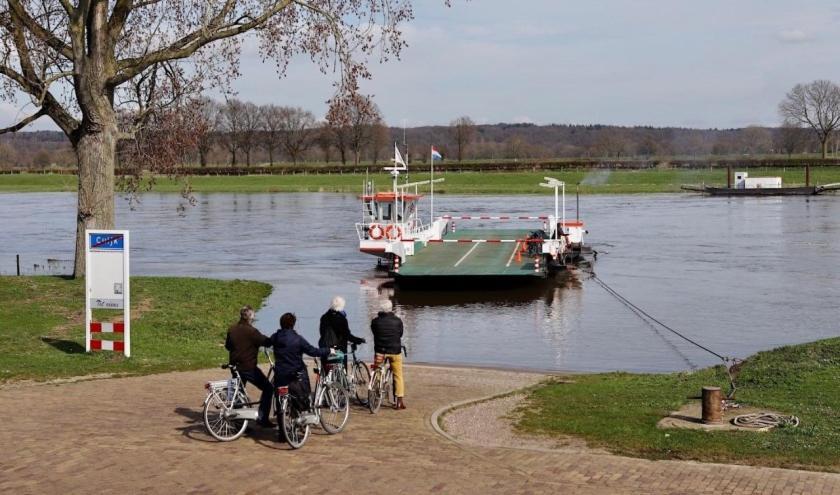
[
  {"xmin": 732, "ymin": 413, "xmax": 800, "ymax": 429},
  {"xmin": 581, "ymin": 269, "xmax": 742, "ymax": 398}
]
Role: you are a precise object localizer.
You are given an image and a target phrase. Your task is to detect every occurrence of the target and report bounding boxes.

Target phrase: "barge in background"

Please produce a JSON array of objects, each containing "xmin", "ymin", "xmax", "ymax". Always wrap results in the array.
[
  {"xmin": 682, "ymin": 165, "xmax": 840, "ymax": 196},
  {"xmin": 356, "ymin": 147, "xmax": 590, "ymax": 288}
]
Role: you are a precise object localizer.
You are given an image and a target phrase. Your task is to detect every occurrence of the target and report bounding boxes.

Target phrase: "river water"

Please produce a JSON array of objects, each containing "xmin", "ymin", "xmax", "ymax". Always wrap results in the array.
[{"xmin": 1, "ymin": 192, "xmax": 838, "ymax": 372}]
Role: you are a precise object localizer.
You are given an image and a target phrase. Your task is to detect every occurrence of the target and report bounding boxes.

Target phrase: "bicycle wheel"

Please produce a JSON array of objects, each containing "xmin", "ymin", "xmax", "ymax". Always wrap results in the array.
[
  {"xmin": 385, "ymin": 371, "xmax": 396, "ymax": 406},
  {"xmin": 368, "ymin": 369, "xmax": 384, "ymax": 414},
  {"xmin": 317, "ymin": 383, "xmax": 350, "ymax": 434},
  {"xmin": 203, "ymin": 389, "xmax": 248, "ymax": 442},
  {"xmin": 280, "ymin": 400, "xmax": 310, "ymax": 449},
  {"xmin": 352, "ymin": 362, "xmax": 371, "ymax": 404}
]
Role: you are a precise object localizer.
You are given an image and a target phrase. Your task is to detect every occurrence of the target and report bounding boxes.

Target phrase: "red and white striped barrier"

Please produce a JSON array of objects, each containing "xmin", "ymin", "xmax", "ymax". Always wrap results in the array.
[
  {"xmin": 439, "ymin": 215, "xmax": 549, "ymax": 220},
  {"xmin": 89, "ymin": 321, "xmax": 125, "ymax": 333},
  {"xmin": 89, "ymin": 321, "xmax": 125, "ymax": 352},
  {"xmin": 428, "ymin": 237, "xmax": 547, "ymax": 244}
]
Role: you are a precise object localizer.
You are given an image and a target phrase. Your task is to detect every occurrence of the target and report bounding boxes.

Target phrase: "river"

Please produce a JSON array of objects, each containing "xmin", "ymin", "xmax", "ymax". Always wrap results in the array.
[{"xmin": 1, "ymin": 192, "xmax": 838, "ymax": 372}]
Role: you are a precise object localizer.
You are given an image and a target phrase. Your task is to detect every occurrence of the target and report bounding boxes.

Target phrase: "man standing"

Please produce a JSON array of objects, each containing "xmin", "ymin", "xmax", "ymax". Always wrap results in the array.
[
  {"xmin": 370, "ymin": 300, "xmax": 406, "ymax": 410},
  {"xmin": 319, "ymin": 296, "xmax": 366, "ymax": 363},
  {"xmin": 225, "ymin": 305, "xmax": 273, "ymax": 427}
]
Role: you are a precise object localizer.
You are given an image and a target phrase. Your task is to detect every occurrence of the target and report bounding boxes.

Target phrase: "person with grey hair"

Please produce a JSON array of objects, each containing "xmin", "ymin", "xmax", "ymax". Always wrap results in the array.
[
  {"xmin": 370, "ymin": 299, "xmax": 406, "ymax": 409},
  {"xmin": 225, "ymin": 305, "xmax": 273, "ymax": 427},
  {"xmin": 318, "ymin": 295, "xmax": 365, "ymax": 366}
]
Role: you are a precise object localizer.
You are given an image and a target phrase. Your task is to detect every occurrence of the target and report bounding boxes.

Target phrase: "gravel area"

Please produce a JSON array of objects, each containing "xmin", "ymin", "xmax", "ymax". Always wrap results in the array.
[{"xmin": 443, "ymin": 392, "xmax": 598, "ymax": 453}]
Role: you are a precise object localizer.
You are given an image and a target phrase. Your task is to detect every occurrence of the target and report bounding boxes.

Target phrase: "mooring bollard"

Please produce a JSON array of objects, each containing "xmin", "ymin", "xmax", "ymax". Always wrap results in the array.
[{"xmin": 702, "ymin": 386, "xmax": 722, "ymax": 424}]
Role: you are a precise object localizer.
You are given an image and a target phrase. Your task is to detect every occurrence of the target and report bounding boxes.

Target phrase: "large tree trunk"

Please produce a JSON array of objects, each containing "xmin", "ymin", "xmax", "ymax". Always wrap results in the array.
[
  {"xmin": 73, "ymin": 121, "xmax": 118, "ymax": 278},
  {"xmin": 822, "ymin": 139, "xmax": 828, "ymax": 159}
]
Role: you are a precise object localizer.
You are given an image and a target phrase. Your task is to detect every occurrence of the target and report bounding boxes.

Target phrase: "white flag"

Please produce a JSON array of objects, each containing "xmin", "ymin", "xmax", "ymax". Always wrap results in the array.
[{"xmin": 393, "ymin": 143, "xmax": 407, "ymax": 169}]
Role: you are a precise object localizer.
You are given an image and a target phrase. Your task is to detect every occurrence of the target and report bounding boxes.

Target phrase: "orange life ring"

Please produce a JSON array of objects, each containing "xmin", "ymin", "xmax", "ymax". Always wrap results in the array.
[
  {"xmin": 385, "ymin": 224, "xmax": 403, "ymax": 240},
  {"xmin": 369, "ymin": 223, "xmax": 384, "ymax": 240}
]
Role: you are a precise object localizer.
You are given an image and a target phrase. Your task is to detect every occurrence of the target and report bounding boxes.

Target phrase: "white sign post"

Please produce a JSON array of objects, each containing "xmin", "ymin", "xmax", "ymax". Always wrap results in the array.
[{"xmin": 85, "ymin": 230, "xmax": 131, "ymax": 357}]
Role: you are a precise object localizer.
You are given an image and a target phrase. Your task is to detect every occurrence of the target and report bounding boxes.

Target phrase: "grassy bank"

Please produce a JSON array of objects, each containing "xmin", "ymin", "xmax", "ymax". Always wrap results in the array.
[
  {"xmin": 0, "ymin": 276, "xmax": 272, "ymax": 382},
  {"xmin": 4, "ymin": 167, "xmax": 840, "ymax": 194},
  {"xmin": 518, "ymin": 338, "xmax": 840, "ymax": 471}
]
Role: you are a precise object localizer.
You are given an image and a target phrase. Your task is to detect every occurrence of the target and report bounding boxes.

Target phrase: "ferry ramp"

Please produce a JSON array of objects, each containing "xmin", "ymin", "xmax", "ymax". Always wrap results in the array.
[{"xmin": 398, "ymin": 229, "xmax": 541, "ymax": 277}]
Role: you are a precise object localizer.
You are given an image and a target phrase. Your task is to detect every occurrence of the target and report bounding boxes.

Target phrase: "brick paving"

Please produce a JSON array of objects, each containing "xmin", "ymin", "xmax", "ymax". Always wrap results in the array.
[{"xmin": 1, "ymin": 364, "xmax": 837, "ymax": 494}]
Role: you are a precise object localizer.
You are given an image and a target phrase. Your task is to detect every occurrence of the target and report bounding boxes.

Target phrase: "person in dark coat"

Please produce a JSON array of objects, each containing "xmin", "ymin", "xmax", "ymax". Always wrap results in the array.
[
  {"xmin": 225, "ymin": 305, "xmax": 273, "ymax": 427},
  {"xmin": 270, "ymin": 312, "xmax": 333, "ymax": 418},
  {"xmin": 318, "ymin": 296, "xmax": 365, "ymax": 364},
  {"xmin": 370, "ymin": 300, "xmax": 406, "ymax": 410}
]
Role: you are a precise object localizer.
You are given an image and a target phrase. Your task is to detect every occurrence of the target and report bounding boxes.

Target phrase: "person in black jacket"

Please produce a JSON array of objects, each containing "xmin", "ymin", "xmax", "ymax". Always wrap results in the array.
[
  {"xmin": 370, "ymin": 299, "xmax": 406, "ymax": 410},
  {"xmin": 270, "ymin": 313, "xmax": 333, "ymax": 420},
  {"xmin": 225, "ymin": 305, "xmax": 273, "ymax": 427},
  {"xmin": 319, "ymin": 296, "xmax": 365, "ymax": 365}
]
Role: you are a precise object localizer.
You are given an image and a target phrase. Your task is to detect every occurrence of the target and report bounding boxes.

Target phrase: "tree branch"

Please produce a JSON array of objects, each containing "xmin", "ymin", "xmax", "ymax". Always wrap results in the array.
[
  {"xmin": 109, "ymin": 0, "xmax": 292, "ymax": 87},
  {"xmin": 0, "ymin": 107, "xmax": 47, "ymax": 135},
  {"xmin": 7, "ymin": 0, "xmax": 74, "ymax": 60}
]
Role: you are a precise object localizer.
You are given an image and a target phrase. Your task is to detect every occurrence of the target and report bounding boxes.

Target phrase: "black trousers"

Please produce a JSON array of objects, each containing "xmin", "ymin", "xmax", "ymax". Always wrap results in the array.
[{"xmin": 238, "ymin": 367, "xmax": 273, "ymax": 422}]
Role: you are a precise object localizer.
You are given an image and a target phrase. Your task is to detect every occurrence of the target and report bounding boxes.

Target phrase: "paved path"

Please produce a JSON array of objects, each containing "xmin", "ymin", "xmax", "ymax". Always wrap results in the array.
[{"xmin": 1, "ymin": 365, "xmax": 838, "ymax": 494}]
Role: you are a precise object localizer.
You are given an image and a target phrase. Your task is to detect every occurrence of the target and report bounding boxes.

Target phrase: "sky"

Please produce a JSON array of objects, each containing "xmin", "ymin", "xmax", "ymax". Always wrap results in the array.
[{"xmin": 4, "ymin": 0, "xmax": 840, "ymax": 131}]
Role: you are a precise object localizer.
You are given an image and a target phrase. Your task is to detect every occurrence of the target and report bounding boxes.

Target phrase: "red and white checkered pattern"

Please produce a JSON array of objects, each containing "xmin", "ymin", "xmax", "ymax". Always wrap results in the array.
[{"xmin": 89, "ymin": 322, "xmax": 125, "ymax": 352}]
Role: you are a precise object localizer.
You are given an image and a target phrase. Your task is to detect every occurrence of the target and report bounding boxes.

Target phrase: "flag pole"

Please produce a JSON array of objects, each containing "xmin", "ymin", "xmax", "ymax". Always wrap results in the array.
[{"xmin": 430, "ymin": 145, "xmax": 434, "ymax": 226}]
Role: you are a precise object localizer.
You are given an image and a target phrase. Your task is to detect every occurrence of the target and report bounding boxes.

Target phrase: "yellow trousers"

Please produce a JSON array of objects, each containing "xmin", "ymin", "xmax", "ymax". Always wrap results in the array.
[{"xmin": 375, "ymin": 353, "xmax": 405, "ymax": 398}]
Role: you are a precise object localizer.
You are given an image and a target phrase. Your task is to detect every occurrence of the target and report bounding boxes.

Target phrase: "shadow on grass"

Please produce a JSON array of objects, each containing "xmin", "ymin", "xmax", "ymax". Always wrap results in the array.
[{"xmin": 41, "ymin": 337, "xmax": 85, "ymax": 354}]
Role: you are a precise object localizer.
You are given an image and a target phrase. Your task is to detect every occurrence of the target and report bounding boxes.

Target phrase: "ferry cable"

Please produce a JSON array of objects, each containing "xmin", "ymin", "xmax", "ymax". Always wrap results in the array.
[{"xmin": 579, "ymin": 268, "xmax": 741, "ymax": 398}]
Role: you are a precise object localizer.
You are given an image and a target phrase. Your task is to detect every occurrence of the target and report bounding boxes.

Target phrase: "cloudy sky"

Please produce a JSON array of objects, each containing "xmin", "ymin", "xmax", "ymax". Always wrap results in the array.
[{"xmin": 4, "ymin": 0, "xmax": 840, "ymax": 130}]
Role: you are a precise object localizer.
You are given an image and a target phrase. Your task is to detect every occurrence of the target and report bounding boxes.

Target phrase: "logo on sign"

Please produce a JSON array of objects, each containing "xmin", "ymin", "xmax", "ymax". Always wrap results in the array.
[{"xmin": 90, "ymin": 234, "xmax": 124, "ymax": 251}]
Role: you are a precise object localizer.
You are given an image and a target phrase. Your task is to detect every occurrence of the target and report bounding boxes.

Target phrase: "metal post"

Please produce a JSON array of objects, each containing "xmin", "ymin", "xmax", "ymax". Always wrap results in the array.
[
  {"xmin": 554, "ymin": 185, "xmax": 559, "ymax": 240},
  {"xmin": 430, "ymin": 145, "xmax": 434, "ymax": 226},
  {"xmin": 727, "ymin": 165, "xmax": 732, "ymax": 189},
  {"xmin": 16, "ymin": 254, "xmax": 20, "ymax": 276},
  {"xmin": 576, "ymin": 184, "xmax": 580, "ymax": 222},
  {"xmin": 806, "ymin": 164, "xmax": 811, "ymax": 187},
  {"xmin": 702, "ymin": 386, "xmax": 722, "ymax": 424}
]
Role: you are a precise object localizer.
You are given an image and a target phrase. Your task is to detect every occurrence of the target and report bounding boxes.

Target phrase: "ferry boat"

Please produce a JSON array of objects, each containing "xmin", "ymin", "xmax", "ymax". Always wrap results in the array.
[
  {"xmin": 682, "ymin": 167, "xmax": 840, "ymax": 196},
  {"xmin": 356, "ymin": 147, "xmax": 589, "ymax": 287}
]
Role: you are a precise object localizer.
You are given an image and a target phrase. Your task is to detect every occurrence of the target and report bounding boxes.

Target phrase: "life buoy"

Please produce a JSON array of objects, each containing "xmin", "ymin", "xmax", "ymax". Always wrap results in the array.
[
  {"xmin": 369, "ymin": 223, "xmax": 384, "ymax": 240},
  {"xmin": 385, "ymin": 224, "xmax": 403, "ymax": 240}
]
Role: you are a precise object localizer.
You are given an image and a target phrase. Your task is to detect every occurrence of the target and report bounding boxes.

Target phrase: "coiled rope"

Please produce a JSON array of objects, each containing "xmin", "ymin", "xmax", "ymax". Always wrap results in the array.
[{"xmin": 732, "ymin": 413, "xmax": 800, "ymax": 429}]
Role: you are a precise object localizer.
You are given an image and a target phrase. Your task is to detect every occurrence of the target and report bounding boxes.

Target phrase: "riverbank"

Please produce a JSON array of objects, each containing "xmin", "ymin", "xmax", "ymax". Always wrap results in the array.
[
  {"xmin": 0, "ymin": 276, "xmax": 272, "ymax": 382},
  {"xmin": 516, "ymin": 337, "xmax": 840, "ymax": 471},
  {"xmin": 4, "ymin": 167, "xmax": 840, "ymax": 194}
]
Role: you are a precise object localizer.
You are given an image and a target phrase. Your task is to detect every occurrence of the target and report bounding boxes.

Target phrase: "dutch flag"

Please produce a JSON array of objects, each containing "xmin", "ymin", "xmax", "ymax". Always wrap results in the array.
[{"xmin": 431, "ymin": 146, "xmax": 443, "ymax": 161}]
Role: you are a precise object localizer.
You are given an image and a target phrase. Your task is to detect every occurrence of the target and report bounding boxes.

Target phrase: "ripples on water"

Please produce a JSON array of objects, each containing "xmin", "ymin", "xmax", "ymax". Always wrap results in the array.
[{"xmin": 1, "ymin": 192, "xmax": 838, "ymax": 372}]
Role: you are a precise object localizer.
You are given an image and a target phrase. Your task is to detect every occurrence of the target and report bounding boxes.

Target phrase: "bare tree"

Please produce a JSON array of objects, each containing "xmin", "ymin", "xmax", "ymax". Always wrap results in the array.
[
  {"xmin": 369, "ymin": 117, "xmax": 389, "ymax": 165},
  {"xmin": 775, "ymin": 123, "xmax": 809, "ymax": 158},
  {"xmin": 261, "ymin": 104, "xmax": 283, "ymax": 166},
  {"xmin": 240, "ymin": 102, "xmax": 261, "ymax": 166},
  {"xmin": 0, "ymin": 1, "xmax": 415, "ymax": 276},
  {"xmin": 450, "ymin": 116, "xmax": 475, "ymax": 162},
  {"xmin": 219, "ymin": 99, "xmax": 246, "ymax": 165},
  {"xmin": 326, "ymin": 94, "xmax": 379, "ymax": 165},
  {"xmin": 195, "ymin": 98, "xmax": 221, "ymax": 167},
  {"xmin": 314, "ymin": 124, "xmax": 334, "ymax": 163},
  {"xmin": 779, "ymin": 80, "xmax": 840, "ymax": 159},
  {"xmin": 278, "ymin": 106, "xmax": 316, "ymax": 165}
]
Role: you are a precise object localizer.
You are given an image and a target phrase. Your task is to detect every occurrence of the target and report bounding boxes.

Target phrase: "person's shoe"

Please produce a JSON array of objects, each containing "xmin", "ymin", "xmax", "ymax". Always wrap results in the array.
[
  {"xmin": 396, "ymin": 397, "xmax": 406, "ymax": 410},
  {"xmin": 257, "ymin": 418, "xmax": 275, "ymax": 428},
  {"xmin": 300, "ymin": 413, "xmax": 319, "ymax": 425}
]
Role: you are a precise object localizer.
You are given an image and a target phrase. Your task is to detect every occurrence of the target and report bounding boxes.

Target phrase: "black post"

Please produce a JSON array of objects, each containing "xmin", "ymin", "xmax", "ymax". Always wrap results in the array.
[
  {"xmin": 806, "ymin": 164, "xmax": 811, "ymax": 187},
  {"xmin": 16, "ymin": 254, "xmax": 20, "ymax": 276},
  {"xmin": 727, "ymin": 165, "xmax": 732, "ymax": 189}
]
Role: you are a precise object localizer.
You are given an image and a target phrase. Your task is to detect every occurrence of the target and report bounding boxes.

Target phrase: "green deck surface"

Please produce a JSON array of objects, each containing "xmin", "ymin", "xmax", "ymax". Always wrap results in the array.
[{"xmin": 398, "ymin": 229, "xmax": 542, "ymax": 277}]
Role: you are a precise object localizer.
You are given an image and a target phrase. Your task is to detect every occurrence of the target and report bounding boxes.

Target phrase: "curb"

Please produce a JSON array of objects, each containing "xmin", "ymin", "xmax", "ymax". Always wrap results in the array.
[{"xmin": 429, "ymin": 389, "xmax": 525, "ymax": 444}]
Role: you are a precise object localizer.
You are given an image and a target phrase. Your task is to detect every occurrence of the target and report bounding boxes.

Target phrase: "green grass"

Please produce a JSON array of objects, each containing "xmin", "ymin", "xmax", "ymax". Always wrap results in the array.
[
  {"xmin": 518, "ymin": 338, "xmax": 840, "ymax": 471},
  {"xmin": 4, "ymin": 167, "xmax": 840, "ymax": 194},
  {"xmin": 0, "ymin": 276, "xmax": 272, "ymax": 382}
]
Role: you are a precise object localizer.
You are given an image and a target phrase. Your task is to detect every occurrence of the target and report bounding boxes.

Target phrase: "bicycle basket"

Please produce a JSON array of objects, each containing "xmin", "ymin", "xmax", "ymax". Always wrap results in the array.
[
  {"xmin": 287, "ymin": 379, "xmax": 310, "ymax": 412},
  {"xmin": 327, "ymin": 351, "xmax": 345, "ymax": 363}
]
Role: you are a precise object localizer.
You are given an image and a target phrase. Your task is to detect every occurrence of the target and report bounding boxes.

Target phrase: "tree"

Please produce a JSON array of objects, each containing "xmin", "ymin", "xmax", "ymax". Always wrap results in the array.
[
  {"xmin": 195, "ymin": 98, "xmax": 221, "ymax": 167},
  {"xmin": 219, "ymin": 99, "xmax": 246, "ymax": 165},
  {"xmin": 369, "ymin": 117, "xmax": 390, "ymax": 165},
  {"xmin": 450, "ymin": 116, "xmax": 475, "ymax": 162},
  {"xmin": 775, "ymin": 123, "xmax": 809, "ymax": 157},
  {"xmin": 314, "ymin": 124, "xmax": 333, "ymax": 163},
  {"xmin": 278, "ymin": 106, "xmax": 316, "ymax": 165},
  {"xmin": 0, "ymin": 1, "xmax": 414, "ymax": 277},
  {"xmin": 779, "ymin": 80, "xmax": 840, "ymax": 159},
  {"xmin": 326, "ymin": 94, "xmax": 379, "ymax": 165},
  {"xmin": 240, "ymin": 102, "xmax": 261, "ymax": 166},
  {"xmin": 260, "ymin": 104, "xmax": 284, "ymax": 166}
]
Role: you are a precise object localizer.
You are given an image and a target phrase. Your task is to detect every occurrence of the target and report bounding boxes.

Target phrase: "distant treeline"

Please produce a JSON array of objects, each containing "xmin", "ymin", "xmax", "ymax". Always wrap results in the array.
[
  {"xmin": 4, "ymin": 158, "xmax": 840, "ymax": 176},
  {"xmin": 0, "ymin": 118, "xmax": 830, "ymax": 170}
]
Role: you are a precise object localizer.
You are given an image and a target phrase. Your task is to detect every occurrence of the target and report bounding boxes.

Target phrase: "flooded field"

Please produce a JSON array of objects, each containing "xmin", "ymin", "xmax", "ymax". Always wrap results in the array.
[{"xmin": 1, "ymin": 192, "xmax": 838, "ymax": 372}]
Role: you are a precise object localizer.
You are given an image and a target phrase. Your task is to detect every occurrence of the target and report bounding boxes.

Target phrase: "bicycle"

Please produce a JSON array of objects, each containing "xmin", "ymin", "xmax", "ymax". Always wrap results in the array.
[
  {"xmin": 203, "ymin": 347, "xmax": 276, "ymax": 441},
  {"xmin": 277, "ymin": 351, "xmax": 350, "ymax": 449},
  {"xmin": 367, "ymin": 345, "xmax": 407, "ymax": 414},
  {"xmin": 324, "ymin": 343, "xmax": 371, "ymax": 405}
]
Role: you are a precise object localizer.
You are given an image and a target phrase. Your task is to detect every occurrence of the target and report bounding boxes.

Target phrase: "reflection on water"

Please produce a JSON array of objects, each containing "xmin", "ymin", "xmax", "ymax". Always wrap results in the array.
[{"xmin": 1, "ymin": 192, "xmax": 839, "ymax": 372}]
